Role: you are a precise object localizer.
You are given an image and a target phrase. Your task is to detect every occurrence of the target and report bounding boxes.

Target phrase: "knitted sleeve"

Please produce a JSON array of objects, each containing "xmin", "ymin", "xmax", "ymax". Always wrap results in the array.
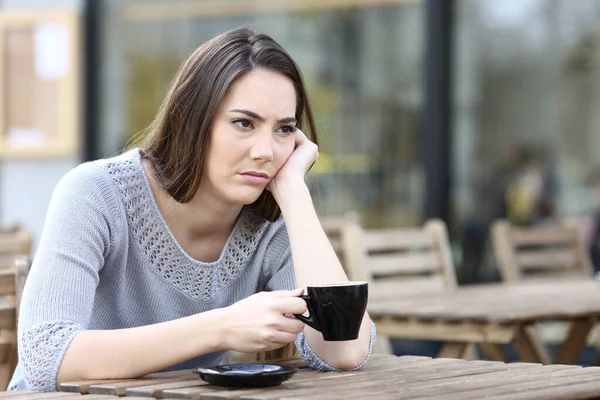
[
  {"xmin": 263, "ymin": 218, "xmax": 377, "ymax": 371},
  {"xmin": 14, "ymin": 163, "xmax": 120, "ymax": 391}
]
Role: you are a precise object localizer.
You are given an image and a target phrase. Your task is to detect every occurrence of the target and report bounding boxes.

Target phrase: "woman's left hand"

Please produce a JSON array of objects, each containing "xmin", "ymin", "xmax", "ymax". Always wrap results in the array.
[{"xmin": 268, "ymin": 129, "xmax": 318, "ymax": 198}]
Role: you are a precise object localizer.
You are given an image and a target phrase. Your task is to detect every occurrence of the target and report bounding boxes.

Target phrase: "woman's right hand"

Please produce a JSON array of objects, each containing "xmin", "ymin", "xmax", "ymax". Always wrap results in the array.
[{"xmin": 221, "ymin": 289, "xmax": 307, "ymax": 353}]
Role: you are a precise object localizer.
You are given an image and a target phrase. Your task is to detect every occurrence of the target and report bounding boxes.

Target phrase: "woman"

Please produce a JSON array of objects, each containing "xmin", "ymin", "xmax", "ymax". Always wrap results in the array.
[{"xmin": 8, "ymin": 28, "xmax": 375, "ymax": 392}]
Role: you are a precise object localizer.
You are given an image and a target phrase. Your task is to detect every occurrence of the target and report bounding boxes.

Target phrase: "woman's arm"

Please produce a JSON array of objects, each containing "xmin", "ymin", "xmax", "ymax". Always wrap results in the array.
[
  {"xmin": 268, "ymin": 130, "xmax": 373, "ymax": 371},
  {"xmin": 57, "ymin": 289, "xmax": 306, "ymax": 385},
  {"xmin": 57, "ymin": 310, "xmax": 223, "ymax": 383}
]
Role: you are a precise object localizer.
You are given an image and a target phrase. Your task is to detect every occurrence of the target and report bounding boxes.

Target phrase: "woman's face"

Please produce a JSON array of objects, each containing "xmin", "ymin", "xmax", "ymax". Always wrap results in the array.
[{"xmin": 202, "ymin": 68, "xmax": 297, "ymax": 206}]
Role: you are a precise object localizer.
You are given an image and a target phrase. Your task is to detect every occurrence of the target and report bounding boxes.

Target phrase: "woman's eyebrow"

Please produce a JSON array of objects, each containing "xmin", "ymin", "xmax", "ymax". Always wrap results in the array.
[{"xmin": 230, "ymin": 109, "xmax": 296, "ymax": 124}]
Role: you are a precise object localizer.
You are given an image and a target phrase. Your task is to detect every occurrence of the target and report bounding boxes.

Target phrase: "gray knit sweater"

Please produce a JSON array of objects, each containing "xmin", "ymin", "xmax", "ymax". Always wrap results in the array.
[{"xmin": 8, "ymin": 149, "xmax": 375, "ymax": 391}]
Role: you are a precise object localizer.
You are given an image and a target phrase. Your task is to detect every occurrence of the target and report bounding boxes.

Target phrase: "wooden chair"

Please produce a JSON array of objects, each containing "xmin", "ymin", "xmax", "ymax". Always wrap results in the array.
[
  {"xmin": 341, "ymin": 219, "xmax": 472, "ymax": 358},
  {"xmin": 0, "ymin": 227, "xmax": 32, "ymax": 270},
  {"xmin": 220, "ymin": 343, "xmax": 301, "ymax": 366},
  {"xmin": 0, "ymin": 256, "xmax": 31, "ymax": 390},
  {"xmin": 342, "ymin": 219, "xmax": 457, "ymax": 299},
  {"xmin": 321, "ymin": 211, "xmax": 360, "ymax": 271},
  {"xmin": 491, "ymin": 219, "xmax": 594, "ymax": 364},
  {"xmin": 491, "ymin": 219, "xmax": 592, "ymax": 282}
]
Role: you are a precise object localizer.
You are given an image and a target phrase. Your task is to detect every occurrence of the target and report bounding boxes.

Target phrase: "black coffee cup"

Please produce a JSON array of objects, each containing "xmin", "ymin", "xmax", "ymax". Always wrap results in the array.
[{"xmin": 294, "ymin": 281, "xmax": 368, "ymax": 341}]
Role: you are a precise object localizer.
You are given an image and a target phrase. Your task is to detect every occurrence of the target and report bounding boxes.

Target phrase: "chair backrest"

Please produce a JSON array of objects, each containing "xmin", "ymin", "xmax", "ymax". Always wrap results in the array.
[
  {"xmin": 0, "ymin": 226, "xmax": 32, "ymax": 269},
  {"xmin": 342, "ymin": 219, "xmax": 457, "ymax": 301},
  {"xmin": 321, "ymin": 211, "xmax": 360, "ymax": 270},
  {"xmin": 491, "ymin": 219, "xmax": 593, "ymax": 283},
  {"xmin": 0, "ymin": 256, "xmax": 31, "ymax": 390}
]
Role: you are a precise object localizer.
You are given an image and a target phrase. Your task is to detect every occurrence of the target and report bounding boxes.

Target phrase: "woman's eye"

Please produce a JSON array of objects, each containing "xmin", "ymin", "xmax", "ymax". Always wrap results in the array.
[
  {"xmin": 277, "ymin": 126, "xmax": 297, "ymax": 135},
  {"xmin": 233, "ymin": 119, "xmax": 253, "ymax": 129}
]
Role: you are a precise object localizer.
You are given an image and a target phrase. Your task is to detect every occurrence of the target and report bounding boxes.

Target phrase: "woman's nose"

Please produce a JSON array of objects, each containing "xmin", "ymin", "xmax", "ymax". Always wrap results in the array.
[{"xmin": 249, "ymin": 132, "xmax": 274, "ymax": 162}]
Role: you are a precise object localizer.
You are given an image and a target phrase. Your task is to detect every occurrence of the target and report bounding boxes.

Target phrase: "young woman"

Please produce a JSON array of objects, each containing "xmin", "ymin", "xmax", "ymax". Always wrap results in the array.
[{"xmin": 9, "ymin": 28, "xmax": 375, "ymax": 392}]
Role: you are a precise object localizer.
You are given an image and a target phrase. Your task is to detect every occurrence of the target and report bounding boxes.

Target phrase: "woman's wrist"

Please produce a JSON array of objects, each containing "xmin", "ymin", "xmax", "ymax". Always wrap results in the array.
[
  {"xmin": 272, "ymin": 178, "xmax": 311, "ymax": 214},
  {"xmin": 189, "ymin": 308, "xmax": 229, "ymax": 354}
]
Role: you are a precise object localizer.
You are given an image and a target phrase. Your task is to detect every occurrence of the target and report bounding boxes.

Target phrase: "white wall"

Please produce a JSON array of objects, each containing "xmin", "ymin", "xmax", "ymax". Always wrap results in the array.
[{"xmin": 0, "ymin": 0, "xmax": 83, "ymax": 252}]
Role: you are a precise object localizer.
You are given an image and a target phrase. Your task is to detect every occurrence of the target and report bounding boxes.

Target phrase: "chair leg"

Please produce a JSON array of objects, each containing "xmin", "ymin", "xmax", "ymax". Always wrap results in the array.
[
  {"xmin": 479, "ymin": 343, "xmax": 509, "ymax": 362},
  {"xmin": 554, "ymin": 319, "xmax": 594, "ymax": 365},
  {"xmin": 512, "ymin": 325, "xmax": 551, "ymax": 365},
  {"xmin": 438, "ymin": 342, "xmax": 476, "ymax": 359}
]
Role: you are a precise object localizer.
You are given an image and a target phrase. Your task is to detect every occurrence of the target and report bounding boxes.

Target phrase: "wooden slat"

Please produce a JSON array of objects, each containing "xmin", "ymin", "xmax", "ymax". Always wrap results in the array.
[
  {"xmin": 60, "ymin": 368, "xmax": 195, "ymax": 394},
  {"xmin": 370, "ymin": 276, "xmax": 447, "ymax": 299},
  {"xmin": 364, "ymin": 229, "xmax": 435, "ymax": 251},
  {"xmin": 60, "ymin": 379, "xmax": 140, "ymax": 394},
  {"xmin": 0, "ymin": 391, "xmax": 39, "ymax": 398},
  {"xmin": 303, "ymin": 363, "xmax": 548, "ymax": 400},
  {"xmin": 0, "ymin": 308, "xmax": 15, "ymax": 331},
  {"xmin": 371, "ymin": 317, "xmax": 516, "ymax": 343},
  {"xmin": 125, "ymin": 378, "xmax": 206, "ymax": 398},
  {"xmin": 2, "ymin": 394, "xmax": 78, "ymax": 399},
  {"xmin": 0, "ymin": 272, "xmax": 15, "ymax": 297},
  {"xmin": 369, "ymin": 252, "xmax": 440, "ymax": 276},
  {"xmin": 364, "ymin": 365, "xmax": 582, "ymax": 400},
  {"xmin": 517, "ymin": 249, "xmax": 577, "ymax": 269},
  {"xmin": 488, "ymin": 380, "xmax": 600, "ymax": 400},
  {"xmin": 512, "ymin": 228, "xmax": 572, "ymax": 246},
  {"xmin": 88, "ymin": 376, "xmax": 196, "ymax": 396},
  {"xmin": 441, "ymin": 369, "xmax": 600, "ymax": 400}
]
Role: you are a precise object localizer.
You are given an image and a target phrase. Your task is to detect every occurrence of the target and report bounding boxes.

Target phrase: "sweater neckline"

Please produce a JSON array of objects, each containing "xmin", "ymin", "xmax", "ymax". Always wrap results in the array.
[{"xmin": 106, "ymin": 148, "xmax": 269, "ymax": 302}]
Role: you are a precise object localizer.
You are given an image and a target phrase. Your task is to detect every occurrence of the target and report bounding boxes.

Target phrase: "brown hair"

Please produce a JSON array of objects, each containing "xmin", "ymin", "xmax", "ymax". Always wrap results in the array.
[{"xmin": 140, "ymin": 27, "xmax": 317, "ymax": 221}]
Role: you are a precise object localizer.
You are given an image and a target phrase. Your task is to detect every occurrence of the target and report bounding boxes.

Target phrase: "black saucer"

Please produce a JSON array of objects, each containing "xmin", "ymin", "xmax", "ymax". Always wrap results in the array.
[{"xmin": 193, "ymin": 363, "xmax": 298, "ymax": 388}]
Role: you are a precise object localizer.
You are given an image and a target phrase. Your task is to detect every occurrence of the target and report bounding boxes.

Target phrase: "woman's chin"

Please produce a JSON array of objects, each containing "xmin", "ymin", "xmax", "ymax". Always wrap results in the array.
[{"xmin": 230, "ymin": 188, "xmax": 265, "ymax": 206}]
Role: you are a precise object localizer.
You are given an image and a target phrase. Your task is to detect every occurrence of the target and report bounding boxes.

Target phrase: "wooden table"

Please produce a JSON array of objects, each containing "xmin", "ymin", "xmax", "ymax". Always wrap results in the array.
[
  {"xmin": 37, "ymin": 355, "xmax": 600, "ymax": 399},
  {"xmin": 369, "ymin": 279, "xmax": 600, "ymax": 365}
]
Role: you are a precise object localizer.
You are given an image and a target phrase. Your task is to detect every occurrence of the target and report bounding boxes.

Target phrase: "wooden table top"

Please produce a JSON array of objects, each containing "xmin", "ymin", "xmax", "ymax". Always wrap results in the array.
[
  {"xmin": 368, "ymin": 279, "xmax": 600, "ymax": 323},
  {"xmin": 34, "ymin": 355, "xmax": 600, "ymax": 400}
]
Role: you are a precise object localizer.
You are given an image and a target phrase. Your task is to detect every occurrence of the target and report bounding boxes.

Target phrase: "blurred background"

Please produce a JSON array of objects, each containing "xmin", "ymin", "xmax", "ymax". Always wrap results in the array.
[{"xmin": 0, "ymin": 0, "xmax": 599, "ymax": 285}]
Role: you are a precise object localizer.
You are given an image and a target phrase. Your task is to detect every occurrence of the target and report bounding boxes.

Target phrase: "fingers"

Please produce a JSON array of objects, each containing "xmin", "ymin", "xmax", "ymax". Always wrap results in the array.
[
  {"xmin": 294, "ymin": 128, "xmax": 308, "ymax": 145},
  {"xmin": 265, "ymin": 331, "xmax": 299, "ymax": 345},
  {"xmin": 276, "ymin": 297, "xmax": 308, "ymax": 315},
  {"xmin": 262, "ymin": 288, "xmax": 304, "ymax": 298},
  {"xmin": 278, "ymin": 316, "xmax": 306, "ymax": 334}
]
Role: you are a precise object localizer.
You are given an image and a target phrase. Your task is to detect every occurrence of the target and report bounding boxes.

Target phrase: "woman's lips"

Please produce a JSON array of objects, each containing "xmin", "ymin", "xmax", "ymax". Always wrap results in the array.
[{"xmin": 239, "ymin": 172, "xmax": 270, "ymax": 184}]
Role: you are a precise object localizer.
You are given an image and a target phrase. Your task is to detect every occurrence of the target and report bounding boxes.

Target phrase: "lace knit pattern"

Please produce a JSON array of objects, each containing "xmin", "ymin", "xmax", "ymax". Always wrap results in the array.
[
  {"xmin": 20, "ymin": 321, "xmax": 83, "ymax": 392},
  {"xmin": 106, "ymin": 158, "xmax": 268, "ymax": 302}
]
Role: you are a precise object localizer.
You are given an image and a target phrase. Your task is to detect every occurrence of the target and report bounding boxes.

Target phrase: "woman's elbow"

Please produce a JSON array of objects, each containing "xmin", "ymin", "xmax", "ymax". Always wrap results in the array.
[{"xmin": 330, "ymin": 346, "xmax": 370, "ymax": 371}]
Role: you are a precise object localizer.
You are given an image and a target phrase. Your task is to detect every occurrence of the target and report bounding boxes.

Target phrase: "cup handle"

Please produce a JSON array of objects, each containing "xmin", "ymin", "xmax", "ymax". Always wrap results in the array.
[{"xmin": 294, "ymin": 295, "xmax": 321, "ymax": 331}]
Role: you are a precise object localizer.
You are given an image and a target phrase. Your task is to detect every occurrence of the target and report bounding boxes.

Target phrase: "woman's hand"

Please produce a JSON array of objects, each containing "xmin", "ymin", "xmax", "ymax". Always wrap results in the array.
[
  {"xmin": 221, "ymin": 289, "xmax": 307, "ymax": 353},
  {"xmin": 268, "ymin": 129, "xmax": 318, "ymax": 202}
]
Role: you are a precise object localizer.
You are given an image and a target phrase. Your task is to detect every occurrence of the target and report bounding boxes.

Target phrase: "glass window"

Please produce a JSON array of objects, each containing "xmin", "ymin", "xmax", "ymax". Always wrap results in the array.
[{"xmin": 454, "ymin": 0, "xmax": 600, "ymax": 282}]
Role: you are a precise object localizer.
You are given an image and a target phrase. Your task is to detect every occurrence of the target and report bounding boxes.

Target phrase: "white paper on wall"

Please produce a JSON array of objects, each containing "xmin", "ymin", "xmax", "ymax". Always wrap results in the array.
[
  {"xmin": 34, "ymin": 23, "xmax": 69, "ymax": 80},
  {"xmin": 6, "ymin": 127, "xmax": 45, "ymax": 148}
]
